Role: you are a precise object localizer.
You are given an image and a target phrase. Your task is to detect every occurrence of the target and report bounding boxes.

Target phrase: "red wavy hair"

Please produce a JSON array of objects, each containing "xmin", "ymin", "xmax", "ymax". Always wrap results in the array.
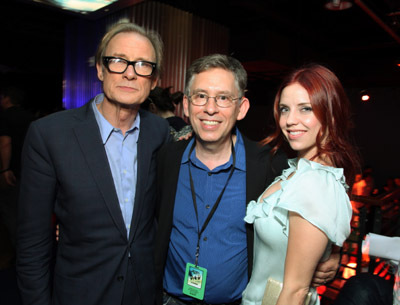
[{"xmin": 262, "ymin": 64, "xmax": 360, "ymax": 187}]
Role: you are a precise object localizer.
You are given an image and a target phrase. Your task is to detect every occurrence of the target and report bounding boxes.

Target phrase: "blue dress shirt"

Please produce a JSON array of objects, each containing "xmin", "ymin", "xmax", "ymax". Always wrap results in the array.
[
  {"xmin": 92, "ymin": 94, "xmax": 139, "ymax": 238},
  {"xmin": 164, "ymin": 129, "xmax": 248, "ymax": 303}
]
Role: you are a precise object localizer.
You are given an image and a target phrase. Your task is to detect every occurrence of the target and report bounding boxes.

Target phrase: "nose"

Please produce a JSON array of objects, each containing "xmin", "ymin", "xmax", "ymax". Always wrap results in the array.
[
  {"xmin": 285, "ymin": 109, "xmax": 298, "ymax": 126},
  {"xmin": 203, "ymin": 97, "xmax": 219, "ymax": 115},
  {"xmin": 123, "ymin": 64, "xmax": 137, "ymax": 80}
]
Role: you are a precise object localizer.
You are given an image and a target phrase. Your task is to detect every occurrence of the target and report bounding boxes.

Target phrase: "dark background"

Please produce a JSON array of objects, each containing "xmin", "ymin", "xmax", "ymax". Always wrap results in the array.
[{"xmin": 1, "ymin": 0, "xmax": 400, "ymax": 187}]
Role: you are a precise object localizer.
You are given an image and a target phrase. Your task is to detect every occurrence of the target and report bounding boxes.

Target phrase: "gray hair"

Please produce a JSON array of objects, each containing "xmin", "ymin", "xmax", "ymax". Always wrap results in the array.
[
  {"xmin": 184, "ymin": 54, "xmax": 247, "ymax": 97},
  {"xmin": 95, "ymin": 22, "xmax": 163, "ymax": 77}
]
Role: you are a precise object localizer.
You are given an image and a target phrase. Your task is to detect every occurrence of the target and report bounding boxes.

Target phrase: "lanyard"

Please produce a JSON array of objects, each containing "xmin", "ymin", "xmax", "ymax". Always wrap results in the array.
[{"xmin": 188, "ymin": 139, "xmax": 236, "ymax": 266}]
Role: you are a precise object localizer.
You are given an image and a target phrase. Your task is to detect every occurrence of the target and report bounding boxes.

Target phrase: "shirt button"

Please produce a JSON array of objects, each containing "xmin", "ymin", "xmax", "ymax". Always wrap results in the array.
[
  {"xmin": 125, "ymin": 198, "xmax": 128, "ymax": 202},
  {"xmin": 117, "ymin": 275, "xmax": 124, "ymax": 282},
  {"xmin": 208, "ymin": 172, "xmax": 212, "ymax": 176},
  {"xmin": 203, "ymin": 237, "xmax": 207, "ymax": 241},
  {"xmin": 206, "ymin": 205, "xmax": 210, "ymax": 209}
]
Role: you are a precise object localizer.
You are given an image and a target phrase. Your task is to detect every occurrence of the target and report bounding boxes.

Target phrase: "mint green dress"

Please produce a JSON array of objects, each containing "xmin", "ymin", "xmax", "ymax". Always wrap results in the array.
[{"xmin": 241, "ymin": 158, "xmax": 352, "ymax": 305}]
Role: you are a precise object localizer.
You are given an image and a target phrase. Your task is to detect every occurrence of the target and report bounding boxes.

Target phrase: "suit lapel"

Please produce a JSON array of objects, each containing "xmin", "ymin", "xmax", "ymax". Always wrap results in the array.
[
  {"xmin": 156, "ymin": 140, "xmax": 189, "ymax": 234},
  {"xmin": 73, "ymin": 103, "xmax": 128, "ymax": 241},
  {"xmin": 128, "ymin": 118, "xmax": 150, "ymax": 242},
  {"xmin": 244, "ymin": 137, "xmax": 263, "ymax": 203},
  {"xmin": 161, "ymin": 140, "xmax": 187, "ymax": 212}
]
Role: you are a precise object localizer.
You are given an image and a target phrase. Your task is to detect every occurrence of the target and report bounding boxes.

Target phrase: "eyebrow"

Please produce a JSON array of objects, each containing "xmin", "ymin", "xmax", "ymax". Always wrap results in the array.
[
  {"xmin": 110, "ymin": 53, "xmax": 155, "ymax": 62},
  {"xmin": 279, "ymin": 102, "xmax": 311, "ymax": 106},
  {"xmin": 192, "ymin": 88, "xmax": 233, "ymax": 95},
  {"xmin": 297, "ymin": 103, "xmax": 312, "ymax": 106}
]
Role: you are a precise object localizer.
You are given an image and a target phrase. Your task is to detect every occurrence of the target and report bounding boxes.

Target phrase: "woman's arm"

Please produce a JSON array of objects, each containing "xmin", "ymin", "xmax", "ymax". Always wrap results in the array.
[{"xmin": 276, "ymin": 212, "xmax": 329, "ymax": 305}]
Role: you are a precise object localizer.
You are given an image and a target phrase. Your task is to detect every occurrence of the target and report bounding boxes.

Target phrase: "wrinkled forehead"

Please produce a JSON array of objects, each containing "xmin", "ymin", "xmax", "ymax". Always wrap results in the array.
[{"xmin": 105, "ymin": 32, "xmax": 156, "ymax": 61}]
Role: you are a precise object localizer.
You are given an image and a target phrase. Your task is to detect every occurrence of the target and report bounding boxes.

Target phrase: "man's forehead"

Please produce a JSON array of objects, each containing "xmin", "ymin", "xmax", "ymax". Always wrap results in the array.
[
  {"xmin": 190, "ymin": 69, "xmax": 237, "ymax": 92},
  {"xmin": 106, "ymin": 32, "xmax": 155, "ymax": 59}
]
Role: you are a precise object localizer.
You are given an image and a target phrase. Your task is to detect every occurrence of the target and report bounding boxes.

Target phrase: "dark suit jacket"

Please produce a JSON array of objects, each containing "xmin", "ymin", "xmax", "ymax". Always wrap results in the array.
[
  {"xmin": 154, "ymin": 134, "xmax": 287, "ymax": 304},
  {"xmin": 17, "ymin": 101, "xmax": 170, "ymax": 305}
]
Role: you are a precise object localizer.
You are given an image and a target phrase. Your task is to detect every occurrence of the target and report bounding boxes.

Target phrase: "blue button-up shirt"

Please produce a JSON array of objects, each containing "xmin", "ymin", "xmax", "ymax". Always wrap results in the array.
[
  {"xmin": 92, "ymin": 94, "xmax": 139, "ymax": 238},
  {"xmin": 164, "ymin": 129, "xmax": 248, "ymax": 303}
]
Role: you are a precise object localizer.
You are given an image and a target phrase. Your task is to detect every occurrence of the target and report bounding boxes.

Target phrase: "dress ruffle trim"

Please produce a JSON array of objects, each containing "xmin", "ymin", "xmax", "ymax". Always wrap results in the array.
[
  {"xmin": 287, "ymin": 158, "xmax": 348, "ymax": 190},
  {"xmin": 244, "ymin": 158, "xmax": 350, "ymax": 242},
  {"xmin": 244, "ymin": 200, "xmax": 268, "ymax": 224}
]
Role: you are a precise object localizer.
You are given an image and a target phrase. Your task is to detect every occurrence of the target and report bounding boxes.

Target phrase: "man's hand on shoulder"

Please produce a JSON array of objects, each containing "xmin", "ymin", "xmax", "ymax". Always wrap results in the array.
[{"xmin": 311, "ymin": 245, "xmax": 341, "ymax": 287}]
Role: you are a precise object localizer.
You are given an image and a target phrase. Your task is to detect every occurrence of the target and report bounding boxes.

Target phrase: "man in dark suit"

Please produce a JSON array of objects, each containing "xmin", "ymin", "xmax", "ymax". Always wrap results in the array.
[
  {"xmin": 155, "ymin": 54, "xmax": 341, "ymax": 305},
  {"xmin": 17, "ymin": 22, "xmax": 170, "ymax": 305}
]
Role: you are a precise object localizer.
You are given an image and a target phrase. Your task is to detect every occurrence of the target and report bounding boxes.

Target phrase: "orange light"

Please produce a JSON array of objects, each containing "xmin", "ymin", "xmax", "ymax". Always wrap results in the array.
[
  {"xmin": 317, "ymin": 285, "xmax": 327, "ymax": 294},
  {"xmin": 343, "ymin": 262, "xmax": 357, "ymax": 279}
]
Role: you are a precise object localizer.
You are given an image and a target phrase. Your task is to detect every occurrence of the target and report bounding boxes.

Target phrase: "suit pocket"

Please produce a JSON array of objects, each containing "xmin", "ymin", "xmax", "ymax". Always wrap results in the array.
[{"xmin": 53, "ymin": 273, "xmax": 88, "ymax": 305}]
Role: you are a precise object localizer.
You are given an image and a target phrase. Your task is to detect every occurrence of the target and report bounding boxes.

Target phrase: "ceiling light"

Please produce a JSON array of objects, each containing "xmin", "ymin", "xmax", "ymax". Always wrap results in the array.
[
  {"xmin": 40, "ymin": 0, "xmax": 118, "ymax": 13},
  {"xmin": 325, "ymin": 0, "xmax": 353, "ymax": 11},
  {"xmin": 360, "ymin": 90, "xmax": 370, "ymax": 102}
]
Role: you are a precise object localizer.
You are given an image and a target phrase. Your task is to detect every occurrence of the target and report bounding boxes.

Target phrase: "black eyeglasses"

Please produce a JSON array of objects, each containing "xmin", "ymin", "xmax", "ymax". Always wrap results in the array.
[
  {"xmin": 188, "ymin": 93, "xmax": 241, "ymax": 108},
  {"xmin": 102, "ymin": 56, "xmax": 157, "ymax": 76}
]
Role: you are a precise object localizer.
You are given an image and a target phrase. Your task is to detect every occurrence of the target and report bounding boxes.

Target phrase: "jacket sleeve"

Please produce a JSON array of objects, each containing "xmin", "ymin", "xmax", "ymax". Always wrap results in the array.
[{"xmin": 17, "ymin": 121, "xmax": 56, "ymax": 305}]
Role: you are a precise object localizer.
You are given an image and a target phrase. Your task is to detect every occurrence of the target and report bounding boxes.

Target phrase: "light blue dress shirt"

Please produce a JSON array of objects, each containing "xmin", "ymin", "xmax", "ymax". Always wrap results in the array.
[{"xmin": 92, "ymin": 94, "xmax": 140, "ymax": 238}]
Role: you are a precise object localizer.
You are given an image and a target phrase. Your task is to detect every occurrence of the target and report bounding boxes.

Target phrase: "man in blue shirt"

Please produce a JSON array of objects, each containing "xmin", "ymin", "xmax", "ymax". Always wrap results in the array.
[
  {"xmin": 17, "ymin": 22, "xmax": 170, "ymax": 305},
  {"xmin": 155, "ymin": 54, "xmax": 341, "ymax": 305}
]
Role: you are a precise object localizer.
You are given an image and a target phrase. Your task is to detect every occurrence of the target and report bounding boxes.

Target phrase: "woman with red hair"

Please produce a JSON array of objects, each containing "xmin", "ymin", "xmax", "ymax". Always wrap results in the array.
[{"xmin": 242, "ymin": 64, "xmax": 360, "ymax": 305}]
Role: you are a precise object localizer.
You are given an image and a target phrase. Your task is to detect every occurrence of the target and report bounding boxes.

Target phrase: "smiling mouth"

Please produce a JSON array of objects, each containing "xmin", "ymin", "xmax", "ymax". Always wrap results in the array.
[
  {"xmin": 286, "ymin": 130, "xmax": 307, "ymax": 139},
  {"xmin": 288, "ymin": 130, "xmax": 305, "ymax": 135},
  {"xmin": 202, "ymin": 120, "xmax": 219, "ymax": 126}
]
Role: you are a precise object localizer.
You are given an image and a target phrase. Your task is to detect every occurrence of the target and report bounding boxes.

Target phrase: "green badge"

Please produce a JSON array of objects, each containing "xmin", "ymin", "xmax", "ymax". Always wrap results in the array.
[{"xmin": 182, "ymin": 263, "xmax": 207, "ymax": 300}]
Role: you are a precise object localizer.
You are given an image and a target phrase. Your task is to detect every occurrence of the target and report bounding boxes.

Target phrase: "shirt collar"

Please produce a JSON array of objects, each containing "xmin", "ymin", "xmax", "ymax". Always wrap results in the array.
[
  {"xmin": 181, "ymin": 127, "xmax": 246, "ymax": 172},
  {"xmin": 92, "ymin": 93, "xmax": 140, "ymax": 144}
]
